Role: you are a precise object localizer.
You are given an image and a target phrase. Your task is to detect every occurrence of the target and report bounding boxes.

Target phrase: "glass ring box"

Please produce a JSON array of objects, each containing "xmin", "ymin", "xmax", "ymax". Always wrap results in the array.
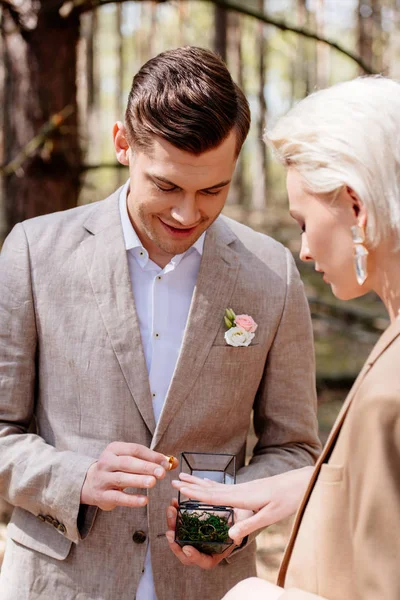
[{"xmin": 174, "ymin": 452, "xmax": 236, "ymax": 555}]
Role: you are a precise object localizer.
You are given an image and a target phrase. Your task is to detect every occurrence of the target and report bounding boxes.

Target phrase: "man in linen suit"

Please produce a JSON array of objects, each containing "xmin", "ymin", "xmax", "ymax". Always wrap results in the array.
[{"xmin": 0, "ymin": 47, "xmax": 321, "ymax": 600}]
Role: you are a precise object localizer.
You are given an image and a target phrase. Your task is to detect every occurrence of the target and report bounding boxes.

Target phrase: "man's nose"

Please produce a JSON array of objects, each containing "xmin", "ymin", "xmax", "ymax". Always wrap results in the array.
[
  {"xmin": 299, "ymin": 234, "xmax": 313, "ymax": 262},
  {"xmin": 171, "ymin": 195, "xmax": 200, "ymax": 226}
]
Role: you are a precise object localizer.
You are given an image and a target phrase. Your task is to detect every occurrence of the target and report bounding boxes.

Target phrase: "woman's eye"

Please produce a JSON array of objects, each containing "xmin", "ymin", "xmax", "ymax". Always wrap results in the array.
[{"xmin": 300, "ymin": 224, "xmax": 306, "ymax": 235}]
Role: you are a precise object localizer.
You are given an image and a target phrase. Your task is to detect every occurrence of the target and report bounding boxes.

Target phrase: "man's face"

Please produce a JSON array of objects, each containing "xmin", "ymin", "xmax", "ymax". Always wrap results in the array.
[{"xmin": 115, "ymin": 127, "xmax": 238, "ymax": 262}]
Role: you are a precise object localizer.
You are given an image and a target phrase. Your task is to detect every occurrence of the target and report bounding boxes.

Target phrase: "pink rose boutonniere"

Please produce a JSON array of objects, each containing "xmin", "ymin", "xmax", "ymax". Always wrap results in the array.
[{"xmin": 224, "ymin": 308, "xmax": 258, "ymax": 347}]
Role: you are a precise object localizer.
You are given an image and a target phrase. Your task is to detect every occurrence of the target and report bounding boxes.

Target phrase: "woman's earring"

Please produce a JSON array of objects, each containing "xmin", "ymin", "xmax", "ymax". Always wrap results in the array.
[{"xmin": 351, "ymin": 225, "xmax": 368, "ymax": 285}]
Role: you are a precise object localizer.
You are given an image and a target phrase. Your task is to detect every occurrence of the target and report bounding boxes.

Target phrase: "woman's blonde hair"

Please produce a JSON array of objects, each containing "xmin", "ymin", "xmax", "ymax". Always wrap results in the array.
[{"xmin": 265, "ymin": 76, "xmax": 400, "ymax": 249}]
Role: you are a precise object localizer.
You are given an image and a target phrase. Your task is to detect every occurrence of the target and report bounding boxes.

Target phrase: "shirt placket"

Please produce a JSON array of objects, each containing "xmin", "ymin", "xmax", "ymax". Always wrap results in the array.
[{"xmin": 149, "ymin": 269, "xmax": 167, "ymax": 424}]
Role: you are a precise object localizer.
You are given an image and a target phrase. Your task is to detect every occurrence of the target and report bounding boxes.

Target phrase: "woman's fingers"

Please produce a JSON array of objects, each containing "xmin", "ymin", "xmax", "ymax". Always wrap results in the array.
[
  {"xmin": 229, "ymin": 504, "xmax": 279, "ymax": 542},
  {"xmin": 178, "ymin": 473, "xmax": 219, "ymax": 487}
]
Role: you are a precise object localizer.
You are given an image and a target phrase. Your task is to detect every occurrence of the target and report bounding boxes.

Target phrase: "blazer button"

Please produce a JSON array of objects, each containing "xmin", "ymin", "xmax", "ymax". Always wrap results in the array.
[
  {"xmin": 57, "ymin": 523, "xmax": 67, "ymax": 534},
  {"xmin": 132, "ymin": 530, "xmax": 147, "ymax": 544},
  {"xmin": 37, "ymin": 514, "xmax": 45, "ymax": 522},
  {"xmin": 45, "ymin": 515, "xmax": 56, "ymax": 526}
]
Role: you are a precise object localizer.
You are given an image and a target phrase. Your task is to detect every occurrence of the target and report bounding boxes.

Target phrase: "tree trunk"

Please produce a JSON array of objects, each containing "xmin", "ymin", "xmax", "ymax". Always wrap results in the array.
[
  {"xmin": 358, "ymin": 0, "xmax": 373, "ymax": 74},
  {"xmin": 316, "ymin": 0, "xmax": 329, "ymax": 89},
  {"xmin": 177, "ymin": 0, "xmax": 188, "ymax": 46},
  {"xmin": 227, "ymin": 11, "xmax": 245, "ymax": 207},
  {"xmin": 214, "ymin": 5, "xmax": 228, "ymax": 62},
  {"xmin": 2, "ymin": 4, "xmax": 81, "ymax": 233},
  {"xmin": 295, "ymin": 0, "xmax": 309, "ymax": 99},
  {"xmin": 86, "ymin": 9, "xmax": 98, "ymax": 112},
  {"xmin": 252, "ymin": 0, "xmax": 268, "ymax": 210}
]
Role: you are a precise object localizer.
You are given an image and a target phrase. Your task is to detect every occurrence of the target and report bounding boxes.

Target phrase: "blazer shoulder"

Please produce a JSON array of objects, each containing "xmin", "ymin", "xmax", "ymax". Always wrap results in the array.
[
  {"xmin": 358, "ymin": 333, "xmax": 400, "ymax": 407},
  {"xmin": 220, "ymin": 214, "xmax": 287, "ymax": 259},
  {"xmin": 20, "ymin": 193, "xmax": 119, "ymax": 250}
]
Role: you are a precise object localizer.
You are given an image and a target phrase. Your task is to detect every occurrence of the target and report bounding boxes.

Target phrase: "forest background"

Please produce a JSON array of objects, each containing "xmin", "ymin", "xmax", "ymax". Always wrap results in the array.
[{"xmin": 0, "ymin": 0, "xmax": 397, "ymax": 581}]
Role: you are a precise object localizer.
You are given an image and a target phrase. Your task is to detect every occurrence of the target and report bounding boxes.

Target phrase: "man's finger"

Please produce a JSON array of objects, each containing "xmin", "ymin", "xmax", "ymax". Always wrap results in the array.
[
  {"xmin": 114, "ymin": 456, "xmax": 166, "ymax": 478},
  {"xmin": 165, "ymin": 533, "xmax": 194, "ymax": 566},
  {"xmin": 107, "ymin": 472, "xmax": 156, "ymax": 490},
  {"xmin": 107, "ymin": 442, "xmax": 172, "ymax": 470},
  {"xmin": 166, "ymin": 506, "xmax": 177, "ymax": 531},
  {"xmin": 102, "ymin": 489, "xmax": 148, "ymax": 509},
  {"xmin": 179, "ymin": 545, "xmax": 216, "ymax": 569}
]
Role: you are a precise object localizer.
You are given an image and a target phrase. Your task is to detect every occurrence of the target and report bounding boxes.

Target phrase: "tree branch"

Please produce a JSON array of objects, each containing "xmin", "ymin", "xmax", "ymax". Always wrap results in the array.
[
  {"xmin": 59, "ymin": 0, "xmax": 165, "ymax": 18},
  {"xmin": 62, "ymin": 0, "xmax": 375, "ymax": 74},
  {"xmin": 59, "ymin": 0, "xmax": 375, "ymax": 73},
  {"xmin": 206, "ymin": 0, "xmax": 376, "ymax": 74},
  {"xmin": 0, "ymin": 105, "xmax": 75, "ymax": 176}
]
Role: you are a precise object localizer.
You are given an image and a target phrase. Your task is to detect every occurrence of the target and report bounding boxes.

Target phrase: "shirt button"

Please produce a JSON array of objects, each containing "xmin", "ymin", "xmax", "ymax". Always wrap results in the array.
[
  {"xmin": 152, "ymin": 392, "xmax": 156, "ymax": 398},
  {"xmin": 154, "ymin": 332, "xmax": 159, "ymax": 338},
  {"xmin": 140, "ymin": 251, "xmax": 144, "ymax": 256},
  {"xmin": 132, "ymin": 530, "xmax": 147, "ymax": 544},
  {"xmin": 157, "ymin": 276, "xmax": 162, "ymax": 280}
]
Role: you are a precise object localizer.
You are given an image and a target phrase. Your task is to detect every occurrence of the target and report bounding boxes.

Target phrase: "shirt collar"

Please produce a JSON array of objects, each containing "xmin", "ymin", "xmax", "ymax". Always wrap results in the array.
[{"xmin": 118, "ymin": 179, "xmax": 205, "ymax": 257}]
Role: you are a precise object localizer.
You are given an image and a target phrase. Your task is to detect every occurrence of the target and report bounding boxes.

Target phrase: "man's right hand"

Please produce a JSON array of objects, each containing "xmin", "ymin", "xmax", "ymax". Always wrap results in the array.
[{"xmin": 81, "ymin": 442, "xmax": 177, "ymax": 510}]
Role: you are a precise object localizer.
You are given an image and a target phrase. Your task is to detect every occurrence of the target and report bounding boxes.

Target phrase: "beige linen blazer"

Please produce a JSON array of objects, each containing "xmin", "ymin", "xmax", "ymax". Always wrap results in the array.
[
  {"xmin": 278, "ymin": 318, "xmax": 400, "ymax": 600},
  {"xmin": 0, "ymin": 189, "xmax": 320, "ymax": 600}
]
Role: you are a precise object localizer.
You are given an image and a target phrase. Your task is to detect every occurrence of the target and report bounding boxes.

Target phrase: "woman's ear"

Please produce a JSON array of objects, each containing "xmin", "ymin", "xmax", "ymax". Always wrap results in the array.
[
  {"xmin": 346, "ymin": 185, "xmax": 367, "ymax": 228},
  {"xmin": 112, "ymin": 121, "xmax": 130, "ymax": 166}
]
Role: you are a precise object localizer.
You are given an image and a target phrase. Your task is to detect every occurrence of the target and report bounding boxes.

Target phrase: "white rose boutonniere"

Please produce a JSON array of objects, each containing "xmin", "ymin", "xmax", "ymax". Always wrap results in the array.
[{"xmin": 224, "ymin": 308, "xmax": 258, "ymax": 347}]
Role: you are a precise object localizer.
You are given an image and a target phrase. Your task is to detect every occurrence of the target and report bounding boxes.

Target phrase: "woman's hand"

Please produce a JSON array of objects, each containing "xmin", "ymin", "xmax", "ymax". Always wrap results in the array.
[{"xmin": 172, "ymin": 466, "xmax": 314, "ymax": 543}]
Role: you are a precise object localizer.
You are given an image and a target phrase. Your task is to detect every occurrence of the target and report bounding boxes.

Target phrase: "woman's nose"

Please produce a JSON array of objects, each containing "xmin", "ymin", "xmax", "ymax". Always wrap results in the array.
[{"xmin": 299, "ymin": 234, "xmax": 313, "ymax": 262}]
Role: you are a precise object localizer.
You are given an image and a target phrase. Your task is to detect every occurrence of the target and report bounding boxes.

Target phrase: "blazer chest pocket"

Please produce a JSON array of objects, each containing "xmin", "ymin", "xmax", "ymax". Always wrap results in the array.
[
  {"xmin": 206, "ymin": 343, "xmax": 265, "ymax": 364},
  {"xmin": 318, "ymin": 463, "xmax": 343, "ymax": 483}
]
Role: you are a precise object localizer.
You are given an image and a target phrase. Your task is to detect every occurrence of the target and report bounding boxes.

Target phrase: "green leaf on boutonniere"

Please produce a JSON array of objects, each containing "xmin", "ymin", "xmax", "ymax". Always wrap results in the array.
[
  {"xmin": 225, "ymin": 308, "xmax": 236, "ymax": 322},
  {"xmin": 224, "ymin": 316, "xmax": 233, "ymax": 329}
]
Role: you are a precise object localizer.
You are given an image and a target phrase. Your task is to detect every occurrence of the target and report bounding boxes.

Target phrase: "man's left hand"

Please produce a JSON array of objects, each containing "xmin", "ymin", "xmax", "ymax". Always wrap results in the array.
[{"xmin": 165, "ymin": 500, "xmax": 251, "ymax": 569}]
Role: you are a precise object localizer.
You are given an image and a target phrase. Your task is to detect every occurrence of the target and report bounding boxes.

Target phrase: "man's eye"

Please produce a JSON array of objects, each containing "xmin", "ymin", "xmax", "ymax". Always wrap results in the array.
[
  {"xmin": 300, "ymin": 224, "xmax": 306, "ymax": 235},
  {"xmin": 154, "ymin": 182, "xmax": 177, "ymax": 193},
  {"xmin": 202, "ymin": 189, "xmax": 222, "ymax": 196}
]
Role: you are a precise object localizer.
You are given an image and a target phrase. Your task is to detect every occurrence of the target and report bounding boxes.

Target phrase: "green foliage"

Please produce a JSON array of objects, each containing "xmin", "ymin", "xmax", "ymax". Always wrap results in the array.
[{"xmin": 176, "ymin": 509, "xmax": 232, "ymax": 555}]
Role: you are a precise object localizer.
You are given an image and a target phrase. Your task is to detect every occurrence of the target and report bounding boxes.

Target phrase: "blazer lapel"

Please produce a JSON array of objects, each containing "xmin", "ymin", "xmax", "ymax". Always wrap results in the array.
[
  {"xmin": 79, "ymin": 191, "xmax": 156, "ymax": 435},
  {"xmin": 151, "ymin": 218, "xmax": 240, "ymax": 448},
  {"xmin": 278, "ymin": 317, "xmax": 400, "ymax": 586}
]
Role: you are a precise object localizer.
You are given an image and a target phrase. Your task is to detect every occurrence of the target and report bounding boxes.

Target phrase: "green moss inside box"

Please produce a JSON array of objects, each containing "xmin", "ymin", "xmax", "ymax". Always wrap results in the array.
[{"xmin": 174, "ymin": 452, "xmax": 236, "ymax": 555}]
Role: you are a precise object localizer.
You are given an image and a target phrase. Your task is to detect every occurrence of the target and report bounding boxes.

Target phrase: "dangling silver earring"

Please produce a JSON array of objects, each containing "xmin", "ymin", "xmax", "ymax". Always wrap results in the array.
[{"xmin": 351, "ymin": 225, "xmax": 368, "ymax": 285}]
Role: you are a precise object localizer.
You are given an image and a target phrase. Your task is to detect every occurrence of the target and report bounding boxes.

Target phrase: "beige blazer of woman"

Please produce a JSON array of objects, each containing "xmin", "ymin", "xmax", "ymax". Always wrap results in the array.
[{"xmin": 278, "ymin": 317, "xmax": 400, "ymax": 600}]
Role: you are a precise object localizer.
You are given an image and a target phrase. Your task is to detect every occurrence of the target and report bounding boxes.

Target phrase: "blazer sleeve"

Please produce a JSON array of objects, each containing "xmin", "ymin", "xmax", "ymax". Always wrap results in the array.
[
  {"xmin": 237, "ymin": 248, "xmax": 321, "ymax": 484},
  {"xmin": 0, "ymin": 223, "xmax": 96, "ymax": 544}
]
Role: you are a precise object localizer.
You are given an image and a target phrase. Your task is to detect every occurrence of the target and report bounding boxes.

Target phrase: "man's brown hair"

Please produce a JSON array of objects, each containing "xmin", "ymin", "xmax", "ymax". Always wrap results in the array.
[{"xmin": 125, "ymin": 46, "xmax": 250, "ymax": 156}]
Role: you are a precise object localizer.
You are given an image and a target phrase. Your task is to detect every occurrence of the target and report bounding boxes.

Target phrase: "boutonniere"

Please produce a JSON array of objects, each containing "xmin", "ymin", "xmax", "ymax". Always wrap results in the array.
[{"xmin": 224, "ymin": 308, "xmax": 258, "ymax": 347}]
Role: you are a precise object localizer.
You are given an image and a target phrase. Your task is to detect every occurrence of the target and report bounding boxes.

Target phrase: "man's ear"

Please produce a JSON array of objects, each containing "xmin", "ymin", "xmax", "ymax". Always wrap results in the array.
[
  {"xmin": 346, "ymin": 185, "xmax": 367, "ymax": 229},
  {"xmin": 113, "ymin": 121, "xmax": 130, "ymax": 166}
]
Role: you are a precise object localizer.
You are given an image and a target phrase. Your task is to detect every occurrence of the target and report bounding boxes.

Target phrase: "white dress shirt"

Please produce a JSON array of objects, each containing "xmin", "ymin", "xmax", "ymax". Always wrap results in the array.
[{"xmin": 119, "ymin": 181, "xmax": 205, "ymax": 600}]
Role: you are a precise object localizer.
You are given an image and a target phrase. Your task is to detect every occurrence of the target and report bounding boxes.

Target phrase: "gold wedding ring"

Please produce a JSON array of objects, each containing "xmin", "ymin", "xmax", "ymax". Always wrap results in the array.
[{"xmin": 166, "ymin": 455, "xmax": 176, "ymax": 471}]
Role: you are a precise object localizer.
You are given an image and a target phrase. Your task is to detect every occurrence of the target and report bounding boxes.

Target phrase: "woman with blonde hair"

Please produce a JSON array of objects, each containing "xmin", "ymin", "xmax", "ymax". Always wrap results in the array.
[{"xmin": 172, "ymin": 76, "xmax": 400, "ymax": 599}]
